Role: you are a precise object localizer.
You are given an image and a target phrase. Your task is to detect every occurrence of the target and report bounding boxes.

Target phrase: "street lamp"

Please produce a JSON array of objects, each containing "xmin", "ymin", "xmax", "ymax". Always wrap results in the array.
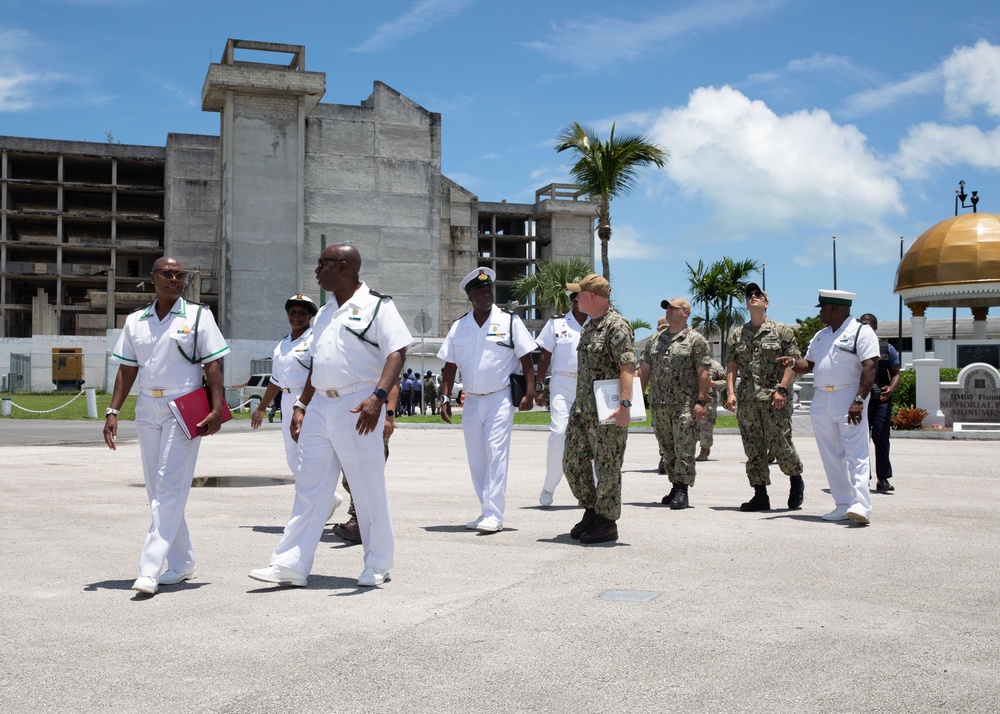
[{"xmin": 832, "ymin": 235, "xmax": 837, "ymax": 289}]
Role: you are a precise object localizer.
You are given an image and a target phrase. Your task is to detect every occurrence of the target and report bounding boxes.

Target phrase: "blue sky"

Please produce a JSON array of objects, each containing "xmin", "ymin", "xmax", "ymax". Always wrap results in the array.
[{"xmin": 3, "ymin": 0, "xmax": 1000, "ymax": 334}]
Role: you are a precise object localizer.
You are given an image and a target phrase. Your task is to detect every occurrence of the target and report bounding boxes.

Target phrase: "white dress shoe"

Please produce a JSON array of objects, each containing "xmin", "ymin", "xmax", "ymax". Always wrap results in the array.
[
  {"xmin": 465, "ymin": 515, "xmax": 485, "ymax": 529},
  {"xmin": 159, "ymin": 569, "xmax": 195, "ymax": 586},
  {"xmin": 539, "ymin": 490, "xmax": 554, "ymax": 507},
  {"xmin": 844, "ymin": 505, "xmax": 870, "ymax": 525},
  {"xmin": 821, "ymin": 507, "xmax": 848, "ymax": 521},
  {"xmin": 248, "ymin": 564, "xmax": 307, "ymax": 587},
  {"xmin": 327, "ymin": 491, "xmax": 345, "ymax": 522},
  {"xmin": 476, "ymin": 516, "xmax": 503, "ymax": 533},
  {"xmin": 358, "ymin": 567, "xmax": 390, "ymax": 587},
  {"xmin": 132, "ymin": 576, "xmax": 158, "ymax": 594}
]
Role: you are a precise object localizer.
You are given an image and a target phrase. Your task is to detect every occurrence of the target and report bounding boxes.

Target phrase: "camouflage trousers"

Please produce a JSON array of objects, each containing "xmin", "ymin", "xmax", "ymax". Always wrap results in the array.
[
  {"xmin": 563, "ymin": 408, "xmax": 628, "ymax": 521},
  {"xmin": 735, "ymin": 397, "xmax": 802, "ymax": 486},
  {"xmin": 342, "ymin": 438, "xmax": 390, "ymax": 518},
  {"xmin": 697, "ymin": 405, "xmax": 718, "ymax": 450},
  {"xmin": 651, "ymin": 403, "xmax": 699, "ymax": 486}
]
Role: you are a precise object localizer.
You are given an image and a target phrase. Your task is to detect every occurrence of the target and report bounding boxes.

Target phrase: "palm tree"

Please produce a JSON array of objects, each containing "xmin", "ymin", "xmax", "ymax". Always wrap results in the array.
[
  {"xmin": 555, "ymin": 122, "xmax": 667, "ymax": 280},
  {"xmin": 684, "ymin": 257, "xmax": 760, "ymax": 364},
  {"xmin": 513, "ymin": 258, "xmax": 593, "ymax": 316},
  {"xmin": 686, "ymin": 259, "xmax": 724, "ymax": 337}
]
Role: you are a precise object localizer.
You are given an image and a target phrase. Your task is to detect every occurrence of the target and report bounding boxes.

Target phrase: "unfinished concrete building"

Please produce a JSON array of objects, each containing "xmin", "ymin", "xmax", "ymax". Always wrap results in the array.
[{"xmin": 0, "ymin": 39, "xmax": 595, "ymax": 365}]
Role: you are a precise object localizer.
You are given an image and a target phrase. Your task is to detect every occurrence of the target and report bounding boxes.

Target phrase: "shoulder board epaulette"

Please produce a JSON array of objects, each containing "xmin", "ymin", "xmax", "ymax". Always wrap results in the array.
[
  {"xmin": 369, "ymin": 289, "xmax": 392, "ymax": 300},
  {"xmin": 454, "ymin": 311, "xmax": 470, "ymax": 322},
  {"xmin": 186, "ymin": 300, "xmax": 204, "ymax": 306}
]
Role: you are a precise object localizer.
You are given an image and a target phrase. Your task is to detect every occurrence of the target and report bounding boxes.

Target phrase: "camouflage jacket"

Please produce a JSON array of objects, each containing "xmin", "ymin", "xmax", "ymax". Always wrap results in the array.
[
  {"xmin": 727, "ymin": 318, "xmax": 799, "ymax": 401},
  {"xmin": 574, "ymin": 308, "xmax": 636, "ymax": 413},
  {"xmin": 641, "ymin": 327, "xmax": 712, "ymax": 405}
]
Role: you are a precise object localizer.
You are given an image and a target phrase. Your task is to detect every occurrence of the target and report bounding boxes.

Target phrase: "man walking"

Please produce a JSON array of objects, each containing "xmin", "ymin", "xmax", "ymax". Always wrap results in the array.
[
  {"xmin": 438, "ymin": 267, "xmax": 536, "ymax": 533},
  {"xmin": 858, "ymin": 313, "xmax": 901, "ymax": 492},
  {"xmin": 639, "ymin": 297, "xmax": 712, "ymax": 510},
  {"xmin": 562, "ymin": 274, "xmax": 635, "ymax": 544},
  {"xmin": 779, "ymin": 290, "xmax": 878, "ymax": 525},
  {"xmin": 695, "ymin": 358, "xmax": 727, "ymax": 462},
  {"xmin": 726, "ymin": 283, "xmax": 805, "ymax": 511},
  {"xmin": 533, "ymin": 289, "xmax": 587, "ymax": 506},
  {"xmin": 250, "ymin": 243, "xmax": 411, "ymax": 587},
  {"xmin": 104, "ymin": 256, "xmax": 230, "ymax": 595}
]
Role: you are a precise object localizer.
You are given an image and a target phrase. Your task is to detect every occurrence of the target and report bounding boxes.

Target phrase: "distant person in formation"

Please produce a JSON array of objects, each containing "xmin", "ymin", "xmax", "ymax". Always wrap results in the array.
[
  {"xmin": 533, "ymin": 287, "xmax": 588, "ymax": 506},
  {"xmin": 249, "ymin": 243, "xmax": 411, "ymax": 588},
  {"xmin": 423, "ymin": 371, "xmax": 439, "ymax": 415},
  {"xmin": 104, "ymin": 256, "xmax": 230, "ymax": 596},
  {"xmin": 778, "ymin": 289, "xmax": 878, "ymax": 525},
  {"xmin": 726, "ymin": 283, "xmax": 805, "ymax": 512},
  {"xmin": 399, "ymin": 371, "xmax": 412, "ymax": 417},
  {"xmin": 858, "ymin": 313, "xmax": 901, "ymax": 492},
  {"xmin": 437, "ymin": 267, "xmax": 536, "ymax": 533},
  {"xmin": 411, "ymin": 367, "xmax": 423, "ymax": 414},
  {"xmin": 639, "ymin": 297, "xmax": 712, "ymax": 511},
  {"xmin": 695, "ymin": 358, "xmax": 726, "ymax": 462}
]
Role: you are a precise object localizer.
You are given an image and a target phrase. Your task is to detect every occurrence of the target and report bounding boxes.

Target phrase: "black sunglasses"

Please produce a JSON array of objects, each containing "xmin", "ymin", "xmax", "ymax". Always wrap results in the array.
[
  {"xmin": 747, "ymin": 290, "xmax": 764, "ymax": 299},
  {"xmin": 156, "ymin": 269, "xmax": 188, "ymax": 281},
  {"xmin": 317, "ymin": 257, "xmax": 348, "ymax": 268}
]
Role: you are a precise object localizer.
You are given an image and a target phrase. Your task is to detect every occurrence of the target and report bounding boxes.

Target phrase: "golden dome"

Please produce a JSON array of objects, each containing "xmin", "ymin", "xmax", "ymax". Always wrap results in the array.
[{"xmin": 895, "ymin": 212, "xmax": 1000, "ymax": 296}]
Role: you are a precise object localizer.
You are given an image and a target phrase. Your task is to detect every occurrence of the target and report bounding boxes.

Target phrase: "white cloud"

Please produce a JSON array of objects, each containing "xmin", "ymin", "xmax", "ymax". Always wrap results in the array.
[
  {"xmin": 597, "ymin": 223, "xmax": 662, "ymax": 260},
  {"xmin": 526, "ymin": 0, "xmax": 788, "ymax": 71},
  {"xmin": 649, "ymin": 86, "xmax": 902, "ymax": 238},
  {"xmin": 895, "ymin": 123, "xmax": 1000, "ymax": 179},
  {"xmin": 840, "ymin": 69, "xmax": 941, "ymax": 118},
  {"xmin": 0, "ymin": 30, "xmax": 70, "ymax": 112},
  {"xmin": 942, "ymin": 39, "xmax": 1000, "ymax": 119},
  {"xmin": 351, "ymin": 0, "xmax": 475, "ymax": 53}
]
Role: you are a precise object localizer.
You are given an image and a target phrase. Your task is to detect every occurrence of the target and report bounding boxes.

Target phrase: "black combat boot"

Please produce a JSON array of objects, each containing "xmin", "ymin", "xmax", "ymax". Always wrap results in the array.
[
  {"xmin": 570, "ymin": 508, "xmax": 598, "ymax": 539},
  {"xmin": 669, "ymin": 484, "xmax": 689, "ymax": 510},
  {"xmin": 579, "ymin": 515, "xmax": 619, "ymax": 544},
  {"xmin": 788, "ymin": 475, "xmax": 805, "ymax": 509},
  {"xmin": 661, "ymin": 484, "xmax": 678, "ymax": 505},
  {"xmin": 741, "ymin": 485, "xmax": 771, "ymax": 511}
]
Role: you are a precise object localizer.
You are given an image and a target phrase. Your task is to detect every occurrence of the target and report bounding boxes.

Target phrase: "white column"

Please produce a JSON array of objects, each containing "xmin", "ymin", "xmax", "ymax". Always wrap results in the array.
[
  {"xmin": 914, "ymin": 358, "xmax": 945, "ymax": 428},
  {"xmin": 911, "ymin": 316, "xmax": 927, "ymax": 360}
]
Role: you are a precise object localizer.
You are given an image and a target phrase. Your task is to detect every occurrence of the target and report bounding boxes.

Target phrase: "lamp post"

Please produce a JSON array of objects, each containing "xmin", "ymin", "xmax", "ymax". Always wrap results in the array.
[
  {"xmin": 761, "ymin": 262, "xmax": 766, "ymax": 291},
  {"xmin": 953, "ymin": 180, "xmax": 981, "ymax": 337},
  {"xmin": 832, "ymin": 235, "xmax": 837, "ymax": 289},
  {"xmin": 898, "ymin": 235, "xmax": 903, "ymax": 354}
]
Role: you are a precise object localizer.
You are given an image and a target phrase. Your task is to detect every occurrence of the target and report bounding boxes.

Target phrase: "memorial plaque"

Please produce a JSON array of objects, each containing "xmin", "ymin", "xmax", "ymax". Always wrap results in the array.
[
  {"xmin": 957, "ymin": 344, "xmax": 1000, "ymax": 369},
  {"xmin": 939, "ymin": 364, "xmax": 1000, "ymax": 427}
]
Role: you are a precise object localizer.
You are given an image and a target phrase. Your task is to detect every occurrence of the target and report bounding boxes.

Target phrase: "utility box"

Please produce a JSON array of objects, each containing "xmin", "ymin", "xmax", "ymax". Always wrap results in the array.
[{"xmin": 52, "ymin": 348, "xmax": 84, "ymax": 391}]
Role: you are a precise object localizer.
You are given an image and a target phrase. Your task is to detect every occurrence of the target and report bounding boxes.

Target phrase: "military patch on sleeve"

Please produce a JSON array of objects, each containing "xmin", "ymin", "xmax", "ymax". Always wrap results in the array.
[{"xmin": 610, "ymin": 330, "xmax": 626, "ymax": 346}]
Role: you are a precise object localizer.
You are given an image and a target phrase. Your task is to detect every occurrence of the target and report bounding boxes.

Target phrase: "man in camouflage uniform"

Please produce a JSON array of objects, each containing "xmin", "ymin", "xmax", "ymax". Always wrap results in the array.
[
  {"xmin": 726, "ymin": 283, "xmax": 804, "ymax": 511},
  {"xmin": 639, "ymin": 297, "xmax": 712, "ymax": 510},
  {"xmin": 695, "ymin": 358, "xmax": 727, "ymax": 461},
  {"xmin": 562, "ymin": 274, "xmax": 636, "ymax": 545}
]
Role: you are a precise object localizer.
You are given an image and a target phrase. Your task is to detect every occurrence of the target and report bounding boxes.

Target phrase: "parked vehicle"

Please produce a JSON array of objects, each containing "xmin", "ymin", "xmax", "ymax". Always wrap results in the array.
[{"xmin": 242, "ymin": 373, "xmax": 272, "ymax": 410}]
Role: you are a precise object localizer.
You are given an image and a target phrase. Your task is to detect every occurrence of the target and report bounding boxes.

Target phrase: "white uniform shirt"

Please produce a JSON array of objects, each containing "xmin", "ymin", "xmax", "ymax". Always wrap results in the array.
[
  {"xmin": 308, "ymin": 282, "xmax": 413, "ymax": 391},
  {"xmin": 534, "ymin": 311, "xmax": 587, "ymax": 374},
  {"xmin": 805, "ymin": 316, "xmax": 880, "ymax": 387},
  {"xmin": 269, "ymin": 328, "xmax": 312, "ymax": 391},
  {"xmin": 437, "ymin": 304, "xmax": 536, "ymax": 394},
  {"xmin": 111, "ymin": 298, "xmax": 229, "ymax": 389}
]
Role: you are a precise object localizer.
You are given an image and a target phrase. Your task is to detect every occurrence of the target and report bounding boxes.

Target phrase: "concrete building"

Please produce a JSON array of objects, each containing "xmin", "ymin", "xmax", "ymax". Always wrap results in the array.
[{"xmin": 0, "ymin": 39, "xmax": 595, "ymax": 387}]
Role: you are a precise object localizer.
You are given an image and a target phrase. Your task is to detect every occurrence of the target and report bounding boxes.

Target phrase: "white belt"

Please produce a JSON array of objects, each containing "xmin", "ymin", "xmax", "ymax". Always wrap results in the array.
[
  {"xmin": 553, "ymin": 370, "xmax": 578, "ymax": 378},
  {"xmin": 140, "ymin": 387, "xmax": 194, "ymax": 398},
  {"xmin": 315, "ymin": 382, "xmax": 373, "ymax": 399},
  {"xmin": 818, "ymin": 384, "xmax": 854, "ymax": 392},
  {"xmin": 466, "ymin": 388, "xmax": 505, "ymax": 397}
]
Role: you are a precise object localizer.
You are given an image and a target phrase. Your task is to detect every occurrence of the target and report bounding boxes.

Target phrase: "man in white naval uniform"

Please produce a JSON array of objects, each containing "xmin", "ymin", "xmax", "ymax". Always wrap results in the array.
[
  {"xmin": 250, "ymin": 244, "xmax": 411, "ymax": 588},
  {"xmin": 533, "ymin": 289, "xmax": 587, "ymax": 506},
  {"xmin": 438, "ymin": 267, "xmax": 537, "ymax": 533},
  {"xmin": 104, "ymin": 256, "xmax": 230, "ymax": 595},
  {"xmin": 779, "ymin": 289, "xmax": 879, "ymax": 525}
]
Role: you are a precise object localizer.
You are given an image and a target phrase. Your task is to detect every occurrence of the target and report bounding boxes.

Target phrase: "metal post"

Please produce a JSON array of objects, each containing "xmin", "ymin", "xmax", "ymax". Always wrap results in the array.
[
  {"xmin": 898, "ymin": 236, "xmax": 904, "ymax": 354},
  {"xmin": 832, "ymin": 235, "xmax": 837, "ymax": 289},
  {"xmin": 761, "ymin": 262, "xmax": 765, "ymax": 291}
]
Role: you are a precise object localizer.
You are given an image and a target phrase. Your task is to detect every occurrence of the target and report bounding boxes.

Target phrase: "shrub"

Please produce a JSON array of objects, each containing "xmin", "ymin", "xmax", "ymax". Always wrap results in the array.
[
  {"xmin": 891, "ymin": 367, "xmax": 959, "ymax": 415},
  {"xmin": 891, "ymin": 405, "xmax": 928, "ymax": 430}
]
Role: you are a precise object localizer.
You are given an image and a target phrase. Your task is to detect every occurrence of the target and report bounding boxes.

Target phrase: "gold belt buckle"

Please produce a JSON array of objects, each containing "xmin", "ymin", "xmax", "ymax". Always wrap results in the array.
[
  {"xmin": 325, "ymin": 389, "xmax": 339, "ymax": 398},
  {"xmin": 823, "ymin": 386, "xmax": 835, "ymax": 392},
  {"xmin": 283, "ymin": 388, "xmax": 292, "ymax": 394},
  {"xmin": 151, "ymin": 389, "xmax": 165, "ymax": 397}
]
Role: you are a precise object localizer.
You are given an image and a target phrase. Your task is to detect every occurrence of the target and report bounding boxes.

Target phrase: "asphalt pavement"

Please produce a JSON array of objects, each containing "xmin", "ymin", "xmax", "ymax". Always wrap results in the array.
[{"xmin": 1, "ymin": 418, "xmax": 998, "ymax": 713}]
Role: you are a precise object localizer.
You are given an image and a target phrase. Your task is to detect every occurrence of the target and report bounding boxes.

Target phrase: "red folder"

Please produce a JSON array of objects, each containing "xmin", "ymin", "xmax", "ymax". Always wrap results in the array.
[{"xmin": 167, "ymin": 388, "xmax": 233, "ymax": 439}]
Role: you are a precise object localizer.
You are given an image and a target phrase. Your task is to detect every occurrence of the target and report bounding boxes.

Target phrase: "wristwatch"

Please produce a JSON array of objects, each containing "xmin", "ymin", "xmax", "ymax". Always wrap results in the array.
[
  {"xmin": 385, "ymin": 409, "xmax": 395, "ymax": 418},
  {"xmin": 775, "ymin": 385, "xmax": 789, "ymax": 395},
  {"xmin": 853, "ymin": 395, "xmax": 865, "ymax": 405},
  {"xmin": 620, "ymin": 399, "xmax": 632, "ymax": 408},
  {"xmin": 105, "ymin": 407, "xmax": 120, "ymax": 417},
  {"xmin": 694, "ymin": 399, "xmax": 707, "ymax": 406},
  {"xmin": 534, "ymin": 381, "xmax": 544, "ymax": 392},
  {"xmin": 373, "ymin": 388, "xmax": 389, "ymax": 403}
]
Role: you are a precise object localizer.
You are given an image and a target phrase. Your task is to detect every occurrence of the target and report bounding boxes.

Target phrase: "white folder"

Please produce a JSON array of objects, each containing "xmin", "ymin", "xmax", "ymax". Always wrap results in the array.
[{"xmin": 593, "ymin": 378, "xmax": 646, "ymax": 425}]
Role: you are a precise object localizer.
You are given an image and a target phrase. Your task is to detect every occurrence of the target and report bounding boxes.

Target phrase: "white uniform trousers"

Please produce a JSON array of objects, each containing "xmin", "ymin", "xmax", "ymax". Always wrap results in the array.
[
  {"xmin": 279, "ymin": 388, "xmax": 304, "ymax": 475},
  {"xmin": 271, "ymin": 388, "xmax": 393, "ymax": 575},
  {"xmin": 134, "ymin": 392, "xmax": 202, "ymax": 578},
  {"xmin": 543, "ymin": 375, "xmax": 577, "ymax": 494},
  {"xmin": 810, "ymin": 389, "xmax": 872, "ymax": 518},
  {"xmin": 462, "ymin": 389, "xmax": 514, "ymax": 523}
]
